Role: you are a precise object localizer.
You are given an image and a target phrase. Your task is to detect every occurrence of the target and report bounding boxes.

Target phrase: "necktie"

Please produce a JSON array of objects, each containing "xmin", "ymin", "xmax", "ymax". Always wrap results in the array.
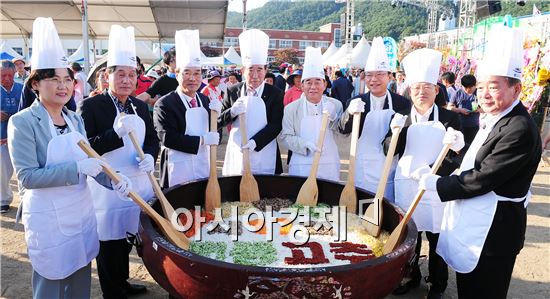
[
  {"xmin": 190, "ymin": 97, "xmax": 197, "ymax": 108},
  {"xmin": 247, "ymin": 88, "xmax": 257, "ymax": 97}
]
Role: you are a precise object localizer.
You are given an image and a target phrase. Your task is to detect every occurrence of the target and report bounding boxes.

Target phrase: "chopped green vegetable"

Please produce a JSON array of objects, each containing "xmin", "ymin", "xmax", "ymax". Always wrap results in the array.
[
  {"xmin": 229, "ymin": 241, "xmax": 277, "ymax": 266},
  {"xmin": 189, "ymin": 241, "xmax": 227, "ymax": 260}
]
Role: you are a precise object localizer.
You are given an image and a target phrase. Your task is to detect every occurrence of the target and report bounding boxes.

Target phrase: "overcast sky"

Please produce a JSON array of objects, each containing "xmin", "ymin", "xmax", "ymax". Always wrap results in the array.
[{"xmin": 228, "ymin": 0, "xmax": 269, "ymax": 12}]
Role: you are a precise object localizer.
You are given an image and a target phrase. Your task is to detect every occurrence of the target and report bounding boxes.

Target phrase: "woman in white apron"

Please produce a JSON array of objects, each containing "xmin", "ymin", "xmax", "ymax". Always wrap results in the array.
[
  {"xmin": 391, "ymin": 48, "xmax": 464, "ymax": 298},
  {"xmin": 8, "ymin": 47, "xmax": 130, "ymax": 297}
]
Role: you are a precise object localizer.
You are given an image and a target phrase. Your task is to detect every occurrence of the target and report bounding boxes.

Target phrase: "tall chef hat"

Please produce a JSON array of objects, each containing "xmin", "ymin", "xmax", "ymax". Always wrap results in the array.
[
  {"xmin": 477, "ymin": 26, "xmax": 524, "ymax": 81},
  {"xmin": 364, "ymin": 37, "xmax": 390, "ymax": 72},
  {"xmin": 30, "ymin": 17, "xmax": 68, "ymax": 70},
  {"xmin": 239, "ymin": 29, "xmax": 269, "ymax": 66},
  {"xmin": 402, "ymin": 48, "xmax": 442, "ymax": 85},
  {"xmin": 301, "ymin": 47, "xmax": 325, "ymax": 81},
  {"xmin": 175, "ymin": 29, "xmax": 202, "ymax": 69},
  {"xmin": 107, "ymin": 25, "xmax": 137, "ymax": 68}
]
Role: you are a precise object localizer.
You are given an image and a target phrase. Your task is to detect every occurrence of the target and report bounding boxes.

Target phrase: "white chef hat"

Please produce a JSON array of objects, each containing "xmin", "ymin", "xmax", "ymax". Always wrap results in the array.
[
  {"xmin": 364, "ymin": 37, "xmax": 390, "ymax": 72},
  {"xmin": 477, "ymin": 26, "xmax": 524, "ymax": 81},
  {"xmin": 402, "ymin": 48, "xmax": 442, "ymax": 85},
  {"xmin": 30, "ymin": 17, "xmax": 68, "ymax": 70},
  {"xmin": 239, "ymin": 29, "xmax": 269, "ymax": 66},
  {"xmin": 175, "ymin": 29, "xmax": 202, "ymax": 69},
  {"xmin": 107, "ymin": 25, "xmax": 137, "ymax": 68},
  {"xmin": 301, "ymin": 47, "xmax": 325, "ymax": 81}
]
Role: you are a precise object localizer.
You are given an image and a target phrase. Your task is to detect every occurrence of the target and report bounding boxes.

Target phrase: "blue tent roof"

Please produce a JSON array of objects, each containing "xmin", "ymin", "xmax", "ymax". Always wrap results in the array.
[{"xmin": 0, "ymin": 52, "xmax": 16, "ymax": 60}]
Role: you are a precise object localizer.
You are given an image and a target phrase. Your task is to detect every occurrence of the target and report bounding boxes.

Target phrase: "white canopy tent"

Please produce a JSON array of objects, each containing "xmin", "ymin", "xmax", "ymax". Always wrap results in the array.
[
  {"xmin": 223, "ymin": 46, "xmax": 242, "ymax": 65},
  {"xmin": 350, "ymin": 37, "xmax": 371, "ymax": 68},
  {"xmin": 68, "ymin": 42, "xmax": 96, "ymax": 64},
  {"xmin": 322, "ymin": 42, "xmax": 338, "ymax": 64},
  {"xmin": 0, "ymin": 41, "xmax": 23, "ymax": 60},
  {"xmin": 0, "ymin": 0, "xmax": 229, "ymax": 72},
  {"xmin": 324, "ymin": 43, "xmax": 353, "ymax": 67}
]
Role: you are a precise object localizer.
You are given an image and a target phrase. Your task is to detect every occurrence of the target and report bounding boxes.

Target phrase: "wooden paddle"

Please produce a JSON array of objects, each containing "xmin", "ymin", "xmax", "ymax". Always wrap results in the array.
[
  {"xmin": 338, "ymin": 113, "xmax": 361, "ymax": 213},
  {"xmin": 383, "ymin": 143, "xmax": 451, "ymax": 255},
  {"xmin": 127, "ymin": 131, "xmax": 176, "ymax": 220},
  {"xmin": 77, "ymin": 140, "xmax": 190, "ymax": 250},
  {"xmin": 204, "ymin": 110, "xmax": 221, "ymax": 212},
  {"xmin": 295, "ymin": 111, "xmax": 330, "ymax": 206},
  {"xmin": 363, "ymin": 123, "xmax": 404, "ymax": 237},
  {"xmin": 239, "ymin": 113, "xmax": 260, "ymax": 202}
]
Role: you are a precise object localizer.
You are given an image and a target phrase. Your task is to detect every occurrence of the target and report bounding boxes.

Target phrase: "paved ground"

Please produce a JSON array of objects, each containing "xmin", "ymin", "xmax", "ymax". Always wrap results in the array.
[{"xmin": 1, "ymin": 132, "xmax": 549, "ymax": 298}]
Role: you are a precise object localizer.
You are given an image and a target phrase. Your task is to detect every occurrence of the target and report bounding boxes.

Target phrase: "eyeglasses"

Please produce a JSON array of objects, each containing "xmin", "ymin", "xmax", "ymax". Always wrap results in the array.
[
  {"xmin": 365, "ymin": 72, "xmax": 388, "ymax": 79},
  {"xmin": 410, "ymin": 83, "xmax": 436, "ymax": 92},
  {"xmin": 43, "ymin": 77, "xmax": 74, "ymax": 87}
]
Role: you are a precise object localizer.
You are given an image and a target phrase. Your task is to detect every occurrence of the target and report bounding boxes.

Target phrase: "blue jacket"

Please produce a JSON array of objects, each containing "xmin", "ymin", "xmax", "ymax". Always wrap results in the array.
[{"xmin": 8, "ymin": 101, "xmax": 110, "ymax": 193}]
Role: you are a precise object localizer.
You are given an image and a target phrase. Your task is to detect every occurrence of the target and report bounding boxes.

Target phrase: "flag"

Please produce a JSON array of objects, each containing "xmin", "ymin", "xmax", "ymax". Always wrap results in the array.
[{"xmin": 533, "ymin": 4, "xmax": 541, "ymax": 17}]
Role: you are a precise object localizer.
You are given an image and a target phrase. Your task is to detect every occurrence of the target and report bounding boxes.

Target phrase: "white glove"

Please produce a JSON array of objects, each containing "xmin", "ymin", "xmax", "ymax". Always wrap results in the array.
[
  {"xmin": 203, "ymin": 132, "xmax": 220, "ymax": 146},
  {"xmin": 410, "ymin": 165, "xmax": 432, "ymax": 181},
  {"xmin": 209, "ymin": 99, "xmax": 222, "ymax": 114},
  {"xmin": 347, "ymin": 98, "xmax": 365, "ymax": 114},
  {"xmin": 111, "ymin": 173, "xmax": 132, "ymax": 199},
  {"xmin": 242, "ymin": 139, "xmax": 256, "ymax": 151},
  {"xmin": 443, "ymin": 127, "xmax": 465, "ymax": 152},
  {"xmin": 136, "ymin": 154, "xmax": 155, "ymax": 173},
  {"xmin": 230, "ymin": 98, "xmax": 246, "ymax": 118},
  {"xmin": 305, "ymin": 141, "xmax": 320, "ymax": 154},
  {"xmin": 323, "ymin": 101, "xmax": 337, "ymax": 121},
  {"xmin": 77, "ymin": 158, "xmax": 105, "ymax": 177},
  {"xmin": 114, "ymin": 115, "xmax": 136, "ymax": 138},
  {"xmin": 418, "ymin": 173, "xmax": 440, "ymax": 191},
  {"xmin": 390, "ymin": 113, "xmax": 407, "ymax": 130}
]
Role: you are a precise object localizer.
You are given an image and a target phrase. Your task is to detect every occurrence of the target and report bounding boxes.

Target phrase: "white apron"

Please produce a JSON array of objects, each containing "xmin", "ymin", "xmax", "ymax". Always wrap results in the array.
[
  {"xmin": 166, "ymin": 93, "xmax": 209, "ymax": 187},
  {"xmin": 88, "ymin": 101, "xmax": 153, "ymax": 240},
  {"xmin": 394, "ymin": 107, "xmax": 448, "ymax": 233},
  {"xmin": 356, "ymin": 93, "xmax": 397, "ymax": 201},
  {"xmin": 222, "ymin": 90, "xmax": 277, "ymax": 176},
  {"xmin": 22, "ymin": 112, "xmax": 99, "ymax": 280},
  {"xmin": 288, "ymin": 99, "xmax": 340, "ymax": 181},
  {"xmin": 436, "ymin": 121, "xmax": 530, "ymax": 273}
]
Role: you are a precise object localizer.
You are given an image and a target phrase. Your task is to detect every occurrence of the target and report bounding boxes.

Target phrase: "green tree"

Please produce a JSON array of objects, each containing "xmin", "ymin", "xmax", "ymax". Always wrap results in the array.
[{"xmin": 274, "ymin": 48, "xmax": 300, "ymax": 66}]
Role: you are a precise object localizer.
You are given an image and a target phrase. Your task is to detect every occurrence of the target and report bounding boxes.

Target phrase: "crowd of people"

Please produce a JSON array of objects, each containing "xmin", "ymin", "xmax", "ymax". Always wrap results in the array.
[{"xmin": 0, "ymin": 16, "xmax": 547, "ymax": 299}]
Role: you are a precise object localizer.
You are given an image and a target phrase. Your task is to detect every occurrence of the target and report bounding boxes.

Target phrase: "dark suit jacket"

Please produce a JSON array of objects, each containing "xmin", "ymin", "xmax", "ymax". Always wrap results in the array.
[
  {"xmin": 338, "ymin": 91, "xmax": 411, "ymax": 137},
  {"xmin": 77, "ymin": 91, "xmax": 159, "ymax": 158},
  {"xmin": 219, "ymin": 82, "xmax": 284, "ymax": 174},
  {"xmin": 274, "ymin": 74, "xmax": 287, "ymax": 92},
  {"xmin": 383, "ymin": 105, "xmax": 462, "ymax": 176},
  {"xmin": 153, "ymin": 91, "xmax": 213, "ymax": 187},
  {"xmin": 437, "ymin": 102, "xmax": 541, "ymax": 256},
  {"xmin": 330, "ymin": 77, "xmax": 354, "ymax": 106}
]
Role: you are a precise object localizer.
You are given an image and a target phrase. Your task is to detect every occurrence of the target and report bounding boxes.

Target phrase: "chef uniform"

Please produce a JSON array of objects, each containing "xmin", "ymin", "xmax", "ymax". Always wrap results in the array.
[
  {"xmin": 281, "ymin": 47, "xmax": 343, "ymax": 182},
  {"xmin": 153, "ymin": 29, "xmax": 220, "ymax": 188},
  {"xmin": 78, "ymin": 25, "xmax": 159, "ymax": 298},
  {"xmin": 389, "ymin": 49, "xmax": 463, "ymax": 298},
  {"xmin": 219, "ymin": 29, "xmax": 284, "ymax": 176},
  {"xmin": 7, "ymin": 17, "xmax": 124, "ymax": 298},
  {"xmin": 338, "ymin": 37, "xmax": 410, "ymax": 201},
  {"xmin": 422, "ymin": 27, "xmax": 542, "ymax": 299}
]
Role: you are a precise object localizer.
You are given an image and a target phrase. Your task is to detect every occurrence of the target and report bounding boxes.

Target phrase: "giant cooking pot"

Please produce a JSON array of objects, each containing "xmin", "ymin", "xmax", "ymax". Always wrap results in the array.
[{"xmin": 137, "ymin": 175, "xmax": 417, "ymax": 299}]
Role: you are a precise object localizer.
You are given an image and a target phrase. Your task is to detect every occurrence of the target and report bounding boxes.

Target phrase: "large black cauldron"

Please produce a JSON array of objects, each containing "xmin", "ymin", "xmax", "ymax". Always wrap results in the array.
[{"xmin": 137, "ymin": 175, "xmax": 417, "ymax": 299}]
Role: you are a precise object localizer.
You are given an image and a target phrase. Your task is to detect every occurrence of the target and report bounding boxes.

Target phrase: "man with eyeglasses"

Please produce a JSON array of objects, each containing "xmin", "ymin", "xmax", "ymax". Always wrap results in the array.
[
  {"xmin": 78, "ymin": 25, "xmax": 158, "ymax": 298},
  {"xmin": 338, "ymin": 37, "xmax": 410, "ymax": 202},
  {"xmin": 153, "ymin": 30, "xmax": 221, "ymax": 188},
  {"xmin": 386, "ymin": 48, "xmax": 464, "ymax": 299},
  {"xmin": 219, "ymin": 29, "xmax": 284, "ymax": 176}
]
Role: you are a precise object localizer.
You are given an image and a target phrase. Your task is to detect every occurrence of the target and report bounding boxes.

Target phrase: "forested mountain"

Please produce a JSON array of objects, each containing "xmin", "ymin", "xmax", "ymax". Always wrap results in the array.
[{"xmin": 226, "ymin": 0, "xmax": 550, "ymax": 41}]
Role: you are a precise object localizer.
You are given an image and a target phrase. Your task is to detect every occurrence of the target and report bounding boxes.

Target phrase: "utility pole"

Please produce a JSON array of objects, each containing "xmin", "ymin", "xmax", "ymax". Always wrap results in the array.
[
  {"xmin": 81, "ymin": 0, "xmax": 90, "ymax": 75},
  {"xmin": 242, "ymin": 0, "xmax": 247, "ymax": 31}
]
